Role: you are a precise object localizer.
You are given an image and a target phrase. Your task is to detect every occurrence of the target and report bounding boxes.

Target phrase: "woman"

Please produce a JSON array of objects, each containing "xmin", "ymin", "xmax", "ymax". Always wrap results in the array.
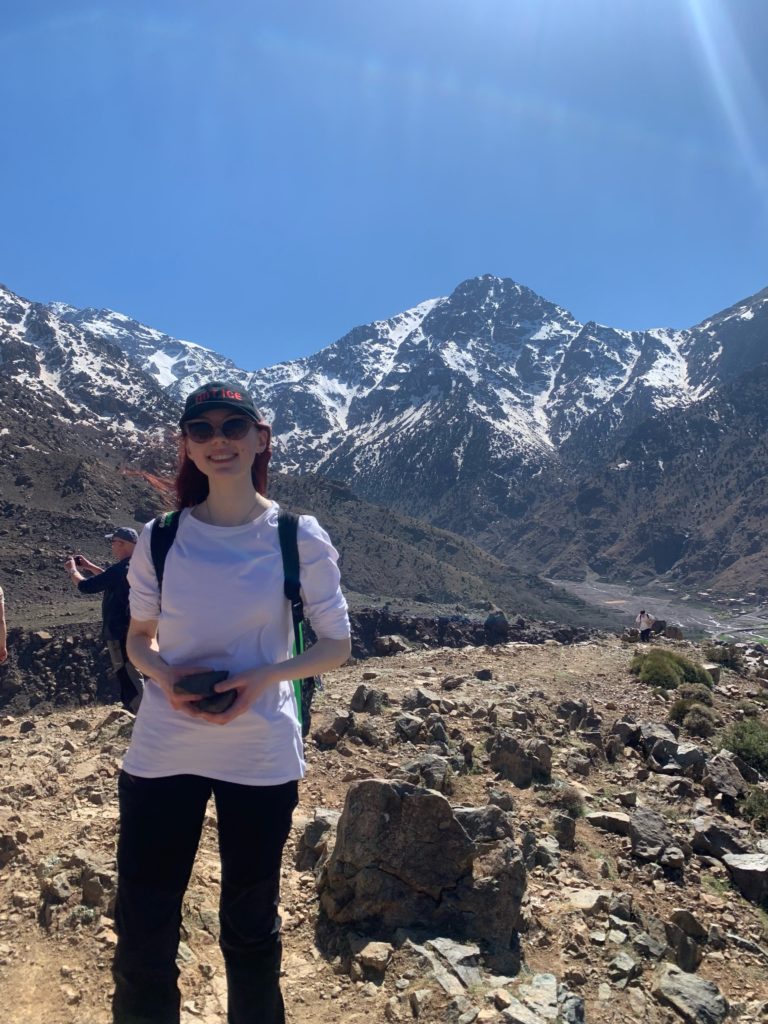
[{"xmin": 114, "ymin": 381, "xmax": 351, "ymax": 1024}]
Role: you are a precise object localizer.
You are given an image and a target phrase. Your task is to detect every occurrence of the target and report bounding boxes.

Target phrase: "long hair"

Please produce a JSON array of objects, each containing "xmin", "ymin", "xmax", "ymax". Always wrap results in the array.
[{"xmin": 174, "ymin": 423, "xmax": 273, "ymax": 509}]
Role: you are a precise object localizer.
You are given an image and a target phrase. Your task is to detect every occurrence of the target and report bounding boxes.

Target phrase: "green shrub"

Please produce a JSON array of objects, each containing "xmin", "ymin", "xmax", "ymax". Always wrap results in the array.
[
  {"xmin": 741, "ymin": 788, "xmax": 768, "ymax": 832},
  {"xmin": 704, "ymin": 643, "xmax": 745, "ymax": 673},
  {"xmin": 682, "ymin": 705, "xmax": 717, "ymax": 738},
  {"xmin": 631, "ymin": 649, "xmax": 712, "ymax": 691},
  {"xmin": 677, "ymin": 683, "xmax": 714, "ymax": 707},
  {"xmin": 669, "ymin": 698, "xmax": 695, "ymax": 724},
  {"xmin": 735, "ymin": 700, "xmax": 761, "ymax": 718},
  {"xmin": 720, "ymin": 718, "xmax": 768, "ymax": 775},
  {"xmin": 548, "ymin": 784, "xmax": 585, "ymax": 819}
]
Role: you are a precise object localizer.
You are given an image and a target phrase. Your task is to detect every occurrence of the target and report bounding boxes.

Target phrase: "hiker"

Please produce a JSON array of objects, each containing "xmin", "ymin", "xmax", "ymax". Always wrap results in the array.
[
  {"xmin": 64, "ymin": 529, "xmax": 144, "ymax": 712},
  {"xmin": 112, "ymin": 381, "xmax": 351, "ymax": 1024},
  {"xmin": 635, "ymin": 608, "xmax": 656, "ymax": 642},
  {"xmin": 0, "ymin": 584, "xmax": 7, "ymax": 664}
]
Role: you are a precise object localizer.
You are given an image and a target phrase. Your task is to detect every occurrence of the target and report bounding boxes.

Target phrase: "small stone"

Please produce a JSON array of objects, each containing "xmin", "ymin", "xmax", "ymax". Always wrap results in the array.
[
  {"xmin": 568, "ymin": 889, "xmax": 611, "ymax": 915},
  {"xmin": 490, "ymin": 988, "xmax": 513, "ymax": 1009},
  {"xmin": 409, "ymin": 989, "xmax": 432, "ymax": 1016}
]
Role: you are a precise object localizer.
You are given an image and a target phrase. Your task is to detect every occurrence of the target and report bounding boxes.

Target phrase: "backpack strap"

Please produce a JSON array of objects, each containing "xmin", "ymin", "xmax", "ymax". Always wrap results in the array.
[
  {"xmin": 277, "ymin": 509, "xmax": 304, "ymax": 645},
  {"xmin": 278, "ymin": 509, "xmax": 321, "ymax": 736},
  {"xmin": 150, "ymin": 510, "xmax": 181, "ymax": 599}
]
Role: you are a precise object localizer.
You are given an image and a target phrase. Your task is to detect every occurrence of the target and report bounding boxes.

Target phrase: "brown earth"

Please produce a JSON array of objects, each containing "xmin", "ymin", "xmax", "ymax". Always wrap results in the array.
[{"xmin": 1, "ymin": 637, "xmax": 767, "ymax": 1024}]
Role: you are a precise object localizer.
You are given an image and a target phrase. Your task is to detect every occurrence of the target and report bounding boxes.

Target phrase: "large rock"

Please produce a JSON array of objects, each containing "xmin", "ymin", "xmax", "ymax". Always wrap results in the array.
[
  {"xmin": 350, "ymin": 684, "xmax": 390, "ymax": 715},
  {"xmin": 319, "ymin": 780, "xmax": 526, "ymax": 966},
  {"xmin": 630, "ymin": 807, "xmax": 676, "ymax": 863},
  {"xmin": 674, "ymin": 742, "xmax": 706, "ymax": 779},
  {"xmin": 585, "ymin": 811, "xmax": 631, "ymax": 836},
  {"xmin": 722, "ymin": 853, "xmax": 768, "ymax": 904},
  {"xmin": 638, "ymin": 722, "xmax": 678, "ymax": 757},
  {"xmin": 689, "ymin": 816, "xmax": 751, "ymax": 860},
  {"xmin": 652, "ymin": 963, "xmax": 729, "ymax": 1023},
  {"xmin": 702, "ymin": 751, "xmax": 749, "ymax": 808},
  {"xmin": 488, "ymin": 732, "xmax": 552, "ymax": 788},
  {"xmin": 401, "ymin": 753, "xmax": 455, "ymax": 794},
  {"xmin": 611, "ymin": 719, "xmax": 641, "ymax": 747}
]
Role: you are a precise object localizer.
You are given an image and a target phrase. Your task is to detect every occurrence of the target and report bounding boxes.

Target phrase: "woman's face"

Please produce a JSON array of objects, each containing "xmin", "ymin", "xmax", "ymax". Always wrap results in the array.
[{"xmin": 183, "ymin": 409, "xmax": 268, "ymax": 482}]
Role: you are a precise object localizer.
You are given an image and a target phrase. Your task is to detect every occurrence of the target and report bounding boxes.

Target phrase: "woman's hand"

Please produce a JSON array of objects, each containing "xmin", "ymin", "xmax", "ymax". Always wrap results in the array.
[
  {"xmin": 154, "ymin": 664, "xmax": 218, "ymax": 716},
  {"xmin": 194, "ymin": 666, "xmax": 277, "ymax": 725}
]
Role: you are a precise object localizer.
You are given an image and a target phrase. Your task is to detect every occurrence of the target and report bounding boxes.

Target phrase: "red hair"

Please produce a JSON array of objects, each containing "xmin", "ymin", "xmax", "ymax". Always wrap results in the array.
[{"xmin": 174, "ymin": 423, "xmax": 273, "ymax": 509}]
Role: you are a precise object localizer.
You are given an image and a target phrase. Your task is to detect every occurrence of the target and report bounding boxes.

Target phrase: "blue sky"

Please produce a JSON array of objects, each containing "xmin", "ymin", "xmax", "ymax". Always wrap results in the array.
[{"xmin": 1, "ymin": 0, "xmax": 766, "ymax": 369}]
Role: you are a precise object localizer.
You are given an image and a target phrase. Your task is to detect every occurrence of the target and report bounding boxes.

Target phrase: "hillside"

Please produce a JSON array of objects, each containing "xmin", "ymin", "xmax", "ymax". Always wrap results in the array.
[{"xmin": 1, "ymin": 633, "xmax": 767, "ymax": 1023}]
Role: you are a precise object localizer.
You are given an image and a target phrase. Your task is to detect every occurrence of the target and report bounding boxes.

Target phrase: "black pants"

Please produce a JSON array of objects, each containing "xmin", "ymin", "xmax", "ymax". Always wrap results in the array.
[
  {"xmin": 112, "ymin": 772, "xmax": 298, "ymax": 1024},
  {"xmin": 106, "ymin": 639, "xmax": 144, "ymax": 711},
  {"xmin": 639, "ymin": 628, "xmax": 652, "ymax": 642}
]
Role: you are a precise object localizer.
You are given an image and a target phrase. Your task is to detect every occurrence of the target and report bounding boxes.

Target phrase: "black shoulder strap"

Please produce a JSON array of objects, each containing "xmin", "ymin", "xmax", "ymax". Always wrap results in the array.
[
  {"xmin": 150, "ymin": 510, "xmax": 181, "ymax": 595},
  {"xmin": 277, "ymin": 509, "xmax": 304, "ymax": 641}
]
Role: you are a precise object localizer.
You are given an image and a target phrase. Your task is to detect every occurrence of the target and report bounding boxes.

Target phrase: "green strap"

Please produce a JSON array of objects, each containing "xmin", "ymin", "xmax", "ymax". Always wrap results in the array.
[{"xmin": 292, "ymin": 621, "xmax": 305, "ymax": 726}]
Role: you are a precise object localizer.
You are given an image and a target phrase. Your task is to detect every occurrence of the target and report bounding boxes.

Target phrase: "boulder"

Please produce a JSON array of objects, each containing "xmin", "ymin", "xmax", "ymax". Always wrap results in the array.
[
  {"xmin": 484, "ymin": 610, "xmax": 511, "ymax": 641},
  {"xmin": 639, "ymin": 722, "xmax": 678, "ymax": 764},
  {"xmin": 702, "ymin": 752, "xmax": 749, "ymax": 808},
  {"xmin": 394, "ymin": 713, "xmax": 424, "ymax": 743},
  {"xmin": 295, "ymin": 808, "xmax": 341, "ymax": 872},
  {"xmin": 319, "ymin": 780, "xmax": 526, "ymax": 966},
  {"xmin": 401, "ymin": 687, "xmax": 443, "ymax": 712},
  {"xmin": 652, "ymin": 963, "xmax": 728, "ymax": 1023},
  {"xmin": 689, "ymin": 816, "xmax": 751, "ymax": 860},
  {"xmin": 401, "ymin": 754, "xmax": 454, "ymax": 795},
  {"xmin": 610, "ymin": 720, "xmax": 641, "ymax": 747},
  {"xmin": 585, "ymin": 811, "xmax": 631, "ymax": 836},
  {"xmin": 350, "ymin": 684, "xmax": 390, "ymax": 715},
  {"xmin": 630, "ymin": 807, "xmax": 676, "ymax": 863},
  {"xmin": 722, "ymin": 853, "xmax": 768, "ymax": 904},
  {"xmin": 488, "ymin": 733, "xmax": 552, "ymax": 788},
  {"xmin": 453, "ymin": 805, "xmax": 516, "ymax": 845},
  {"xmin": 665, "ymin": 915, "xmax": 704, "ymax": 973},
  {"xmin": 374, "ymin": 635, "xmax": 411, "ymax": 656},
  {"xmin": 674, "ymin": 742, "xmax": 706, "ymax": 778},
  {"xmin": 552, "ymin": 812, "xmax": 576, "ymax": 852},
  {"xmin": 313, "ymin": 713, "xmax": 351, "ymax": 748},
  {"xmin": 567, "ymin": 889, "xmax": 611, "ymax": 916}
]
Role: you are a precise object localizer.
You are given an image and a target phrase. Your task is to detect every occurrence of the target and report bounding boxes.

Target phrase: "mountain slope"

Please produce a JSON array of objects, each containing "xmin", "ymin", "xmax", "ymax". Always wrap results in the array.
[
  {"xmin": 3, "ymin": 274, "xmax": 768, "ymax": 594},
  {"xmin": 506, "ymin": 359, "xmax": 768, "ymax": 593}
]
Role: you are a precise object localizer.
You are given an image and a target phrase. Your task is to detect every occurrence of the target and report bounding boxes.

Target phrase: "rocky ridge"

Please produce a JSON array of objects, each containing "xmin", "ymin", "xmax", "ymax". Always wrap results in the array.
[
  {"xmin": 4, "ymin": 275, "xmax": 768, "ymax": 593},
  {"xmin": 1, "ymin": 634, "xmax": 767, "ymax": 1024}
]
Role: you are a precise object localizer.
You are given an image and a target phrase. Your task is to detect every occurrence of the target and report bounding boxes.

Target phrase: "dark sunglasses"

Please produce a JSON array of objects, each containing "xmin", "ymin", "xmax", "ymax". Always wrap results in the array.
[{"xmin": 184, "ymin": 417, "xmax": 254, "ymax": 443}]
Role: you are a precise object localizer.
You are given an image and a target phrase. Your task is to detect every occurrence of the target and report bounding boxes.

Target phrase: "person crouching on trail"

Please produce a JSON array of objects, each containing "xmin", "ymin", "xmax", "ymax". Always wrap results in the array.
[{"xmin": 65, "ymin": 527, "xmax": 144, "ymax": 713}]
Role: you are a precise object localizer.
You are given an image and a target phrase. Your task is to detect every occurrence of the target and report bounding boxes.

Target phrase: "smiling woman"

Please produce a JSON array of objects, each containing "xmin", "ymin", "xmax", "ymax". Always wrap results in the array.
[{"xmin": 112, "ymin": 379, "xmax": 351, "ymax": 1024}]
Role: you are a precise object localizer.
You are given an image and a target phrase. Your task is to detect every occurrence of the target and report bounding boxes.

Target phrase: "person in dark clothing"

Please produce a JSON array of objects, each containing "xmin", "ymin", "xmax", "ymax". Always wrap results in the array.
[{"xmin": 65, "ymin": 527, "xmax": 144, "ymax": 712}]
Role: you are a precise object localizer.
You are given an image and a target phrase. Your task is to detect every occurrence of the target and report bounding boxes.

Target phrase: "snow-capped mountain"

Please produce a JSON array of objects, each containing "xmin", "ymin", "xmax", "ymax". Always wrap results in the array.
[
  {"xmin": 49, "ymin": 301, "xmax": 242, "ymax": 398},
  {"xmin": 2, "ymin": 274, "xmax": 767, "ymax": 588},
  {"xmin": 0, "ymin": 285, "xmax": 179, "ymax": 444},
  {"xmin": 48, "ymin": 275, "xmax": 767, "ymax": 487}
]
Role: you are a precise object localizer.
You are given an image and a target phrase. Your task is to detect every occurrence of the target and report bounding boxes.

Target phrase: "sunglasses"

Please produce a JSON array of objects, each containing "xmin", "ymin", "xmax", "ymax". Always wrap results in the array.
[{"xmin": 184, "ymin": 417, "xmax": 254, "ymax": 443}]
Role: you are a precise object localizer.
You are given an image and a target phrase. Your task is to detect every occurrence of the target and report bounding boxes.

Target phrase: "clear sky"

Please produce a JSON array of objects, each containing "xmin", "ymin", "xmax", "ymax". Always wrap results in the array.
[{"xmin": 1, "ymin": 0, "xmax": 766, "ymax": 370}]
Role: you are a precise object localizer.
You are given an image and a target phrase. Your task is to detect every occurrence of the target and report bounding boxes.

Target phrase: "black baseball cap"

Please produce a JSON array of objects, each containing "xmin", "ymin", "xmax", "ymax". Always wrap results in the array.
[
  {"xmin": 105, "ymin": 527, "xmax": 139, "ymax": 543},
  {"xmin": 179, "ymin": 381, "xmax": 264, "ymax": 427}
]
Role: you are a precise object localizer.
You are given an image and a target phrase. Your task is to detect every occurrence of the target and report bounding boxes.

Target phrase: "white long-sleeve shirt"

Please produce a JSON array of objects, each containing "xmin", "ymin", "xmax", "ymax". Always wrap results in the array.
[
  {"xmin": 635, "ymin": 612, "xmax": 655, "ymax": 630},
  {"xmin": 123, "ymin": 504, "xmax": 349, "ymax": 785}
]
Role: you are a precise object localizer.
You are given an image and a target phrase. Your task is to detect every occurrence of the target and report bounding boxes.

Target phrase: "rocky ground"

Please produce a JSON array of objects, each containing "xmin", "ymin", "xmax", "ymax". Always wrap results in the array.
[{"xmin": 1, "ymin": 634, "xmax": 768, "ymax": 1024}]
